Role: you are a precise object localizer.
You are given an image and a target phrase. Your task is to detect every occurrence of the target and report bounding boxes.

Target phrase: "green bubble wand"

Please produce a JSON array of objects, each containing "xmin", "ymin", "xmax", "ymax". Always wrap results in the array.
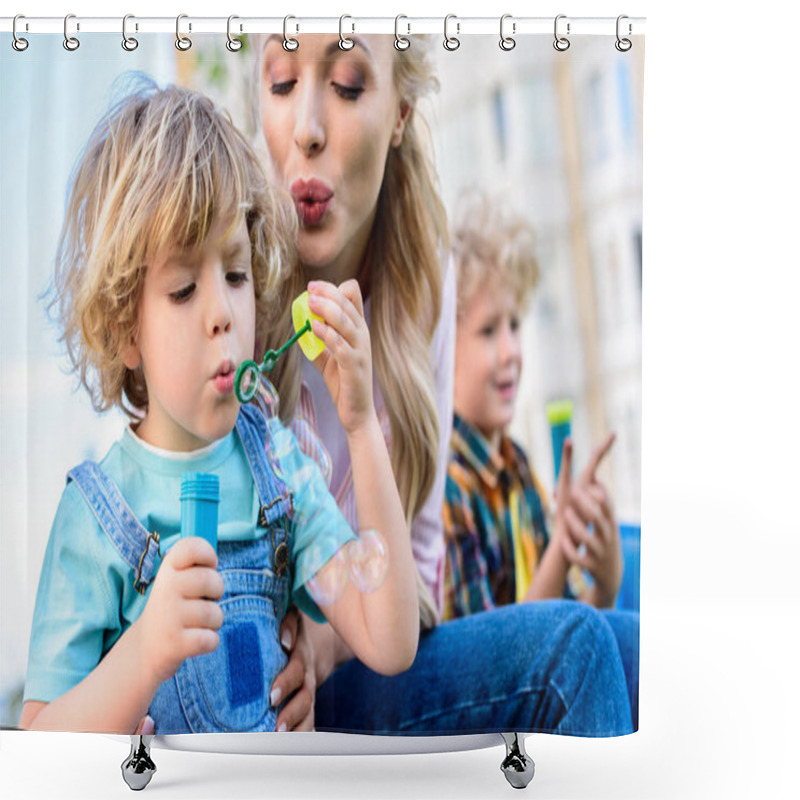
[{"xmin": 234, "ymin": 319, "xmax": 311, "ymax": 403}]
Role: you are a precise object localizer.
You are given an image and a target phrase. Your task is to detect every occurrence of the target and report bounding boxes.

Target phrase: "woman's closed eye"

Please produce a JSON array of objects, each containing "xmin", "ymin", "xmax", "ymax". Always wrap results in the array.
[
  {"xmin": 332, "ymin": 82, "xmax": 365, "ymax": 101},
  {"xmin": 270, "ymin": 80, "xmax": 296, "ymax": 96}
]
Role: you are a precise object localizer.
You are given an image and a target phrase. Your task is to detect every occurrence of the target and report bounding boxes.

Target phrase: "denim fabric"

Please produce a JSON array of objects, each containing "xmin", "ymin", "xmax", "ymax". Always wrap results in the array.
[
  {"xmin": 65, "ymin": 405, "xmax": 293, "ymax": 733},
  {"xmin": 599, "ymin": 608, "xmax": 639, "ymax": 731},
  {"xmin": 148, "ymin": 538, "xmax": 289, "ymax": 733},
  {"xmin": 316, "ymin": 600, "xmax": 633, "ymax": 737}
]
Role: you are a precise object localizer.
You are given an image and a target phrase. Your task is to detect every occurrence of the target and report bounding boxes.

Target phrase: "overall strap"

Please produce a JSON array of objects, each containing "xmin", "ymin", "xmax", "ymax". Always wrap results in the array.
[
  {"xmin": 67, "ymin": 461, "xmax": 160, "ymax": 594},
  {"xmin": 236, "ymin": 404, "xmax": 293, "ymax": 527}
]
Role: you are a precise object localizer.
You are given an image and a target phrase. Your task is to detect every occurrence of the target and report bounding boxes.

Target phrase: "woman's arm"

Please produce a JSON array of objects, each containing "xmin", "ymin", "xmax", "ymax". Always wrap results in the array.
[
  {"xmin": 305, "ymin": 279, "xmax": 418, "ymax": 675},
  {"xmin": 317, "ymin": 414, "xmax": 419, "ymax": 674}
]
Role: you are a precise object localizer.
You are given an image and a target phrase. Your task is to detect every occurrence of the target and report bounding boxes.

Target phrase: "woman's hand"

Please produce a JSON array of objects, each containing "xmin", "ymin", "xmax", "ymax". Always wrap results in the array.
[
  {"xmin": 271, "ymin": 608, "xmax": 316, "ymax": 732},
  {"xmin": 307, "ymin": 280, "xmax": 376, "ymax": 437},
  {"xmin": 557, "ymin": 433, "xmax": 624, "ymax": 608}
]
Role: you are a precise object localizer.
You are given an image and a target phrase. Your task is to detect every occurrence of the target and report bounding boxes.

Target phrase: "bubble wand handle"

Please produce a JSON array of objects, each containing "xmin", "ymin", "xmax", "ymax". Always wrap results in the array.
[{"xmin": 234, "ymin": 320, "xmax": 311, "ymax": 403}]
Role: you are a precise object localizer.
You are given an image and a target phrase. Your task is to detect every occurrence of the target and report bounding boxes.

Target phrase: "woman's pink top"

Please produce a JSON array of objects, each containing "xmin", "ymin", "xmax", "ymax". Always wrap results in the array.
[{"xmin": 294, "ymin": 259, "xmax": 456, "ymax": 613}]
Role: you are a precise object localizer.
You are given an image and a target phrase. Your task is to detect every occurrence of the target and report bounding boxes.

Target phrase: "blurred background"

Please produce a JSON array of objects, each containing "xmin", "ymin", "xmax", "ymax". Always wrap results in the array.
[{"xmin": 0, "ymin": 32, "xmax": 642, "ymax": 726}]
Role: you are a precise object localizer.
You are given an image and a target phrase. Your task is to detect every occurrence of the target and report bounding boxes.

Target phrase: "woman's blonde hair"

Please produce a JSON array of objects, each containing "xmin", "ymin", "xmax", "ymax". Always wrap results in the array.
[
  {"xmin": 451, "ymin": 188, "xmax": 540, "ymax": 315},
  {"xmin": 258, "ymin": 37, "xmax": 447, "ymax": 627},
  {"xmin": 50, "ymin": 76, "xmax": 296, "ymax": 417}
]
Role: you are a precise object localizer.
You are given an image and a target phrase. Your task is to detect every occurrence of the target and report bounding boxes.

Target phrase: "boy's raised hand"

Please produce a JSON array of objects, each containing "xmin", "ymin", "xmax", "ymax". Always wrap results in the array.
[
  {"xmin": 306, "ymin": 280, "xmax": 376, "ymax": 437},
  {"xmin": 133, "ymin": 537, "xmax": 224, "ymax": 686},
  {"xmin": 557, "ymin": 433, "xmax": 624, "ymax": 608}
]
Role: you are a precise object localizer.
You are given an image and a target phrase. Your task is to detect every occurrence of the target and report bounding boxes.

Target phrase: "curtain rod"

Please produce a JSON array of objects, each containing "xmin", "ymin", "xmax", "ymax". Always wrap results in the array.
[{"xmin": 1, "ymin": 16, "xmax": 646, "ymax": 37}]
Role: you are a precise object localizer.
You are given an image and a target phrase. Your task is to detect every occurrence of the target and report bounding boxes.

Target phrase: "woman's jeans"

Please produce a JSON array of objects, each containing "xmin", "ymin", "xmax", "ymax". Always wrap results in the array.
[
  {"xmin": 600, "ymin": 608, "xmax": 639, "ymax": 730},
  {"xmin": 316, "ymin": 600, "xmax": 636, "ymax": 736}
]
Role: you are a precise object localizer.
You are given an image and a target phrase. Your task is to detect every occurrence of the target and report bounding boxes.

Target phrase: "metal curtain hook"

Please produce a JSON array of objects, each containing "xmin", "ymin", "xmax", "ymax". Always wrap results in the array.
[
  {"xmin": 175, "ymin": 14, "xmax": 191, "ymax": 51},
  {"xmin": 226, "ymin": 15, "xmax": 242, "ymax": 52},
  {"xmin": 615, "ymin": 14, "xmax": 632, "ymax": 52},
  {"xmin": 443, "ymin": 14, "xmax": 460, "ymax": 51},
  {"xmin": 500, "ymin": 14, "xmax": 516, "ymax": 51},
  {"xmin": 394, "ymin": 15, "xmax": 410, "ymax": 51},
  {"xmin": 339, "ymin": 15, "xmax": 354, "ymax": 50},
  {"xmin": 12, "ymin": 14, "xmax": 29, "ymax": 51},
  {"xmin": 122, "ymin": 14, "xmax": 139, "ymax": 51},
  {"xmin": 553, "ymin": 14, "xmax": 570, "ymax": 52},
  {"xmin": 283, "ymin": 15, "xmax": 299, "ymax": 51},
  {"xmin": 63, "ymin": 13, "xmax": 80, "ymax": 51}
]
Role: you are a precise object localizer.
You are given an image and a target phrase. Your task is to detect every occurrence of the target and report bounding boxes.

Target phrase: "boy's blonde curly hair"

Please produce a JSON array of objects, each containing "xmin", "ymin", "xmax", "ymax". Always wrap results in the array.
[
  {"xmin": 451, "ymin": 188, "xmax": 540, "ymax": 315},
  {"xmin": 50, "ymin": 75, "xmax": 297, "ymax": 417}
]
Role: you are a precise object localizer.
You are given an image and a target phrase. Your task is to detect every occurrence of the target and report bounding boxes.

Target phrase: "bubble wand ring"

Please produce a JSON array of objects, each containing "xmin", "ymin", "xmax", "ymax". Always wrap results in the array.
[{"xmin": 235, "ymin": 319, "xmax": 311, "ymax": 403}]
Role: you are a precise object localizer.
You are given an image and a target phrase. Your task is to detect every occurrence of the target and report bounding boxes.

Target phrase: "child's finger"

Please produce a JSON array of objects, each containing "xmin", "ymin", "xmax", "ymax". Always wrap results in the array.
[
  {"xmin": 178, "ymin": 566, "xmax": 224, "ymax": 600},
  {"xmin": 569, "ymin": 485, "xmax": 603, "ymax": 527},
  {"xmin": 580, "ymin": 432, "xmax": 616, "ymax": 484},
  {"xmin": 571, "ymin": 486, "xmax": 614, "ymax": 546},
  {"xmin": 181, "ymin": 598, "xmax": 224, "ymax": 630},
  {"xmin": 564, "ymin": 506, "xmax": 603, "ymax": 560},
  {"xmin": 560, "ymin": 524, "xmax": 591, "ymax": 571},
  {"xmin": 182, "ymin": 627, "xmax": 220, "ymax": 658},
  {"xmin": 586, "ymin": 482, "xmax": 616, "ymax": 530},
  {"xmin": 167, "ymin": 536, "xmax": 218, "ymax": 571}
]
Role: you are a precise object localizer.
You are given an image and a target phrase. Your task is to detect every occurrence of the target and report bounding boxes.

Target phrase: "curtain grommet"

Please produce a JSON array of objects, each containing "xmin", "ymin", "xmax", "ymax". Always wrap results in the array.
[
  {"xmin": 553, "ymin": 14, "xmax": 570, "ymax": 52},
  {"xmin": 63, "ymin": 13, "xmax": 80, "ymax": 51},
  {"xmin": 444, "ymin": 14, "xmax": 460, "ymax": 51}
]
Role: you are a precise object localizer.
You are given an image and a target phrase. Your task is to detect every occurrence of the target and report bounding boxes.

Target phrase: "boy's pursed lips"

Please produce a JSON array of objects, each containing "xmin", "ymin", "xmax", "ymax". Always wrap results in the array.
[{"xmin": 213, "ymin": 359, "xmax": 236, "ymax": 395}]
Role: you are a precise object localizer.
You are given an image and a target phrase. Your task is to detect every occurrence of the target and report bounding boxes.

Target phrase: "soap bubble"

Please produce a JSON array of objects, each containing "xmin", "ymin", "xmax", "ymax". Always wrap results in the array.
[
  {"xmin": 346, "ymin": 529, "xmax": 389, "ymax": 594},
  {"xmin": 255, "ymin": 375, "xmax": 281, "ymax": 417},
  {"xmin": 305, "ymin": 545, "xmax": 349, "ymax": 607}
]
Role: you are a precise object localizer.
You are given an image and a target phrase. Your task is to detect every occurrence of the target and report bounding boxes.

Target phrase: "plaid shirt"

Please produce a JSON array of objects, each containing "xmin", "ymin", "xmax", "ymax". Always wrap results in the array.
[{"xmin": 443, "ymin": 414, "xmax": 582, "ymax": 620}]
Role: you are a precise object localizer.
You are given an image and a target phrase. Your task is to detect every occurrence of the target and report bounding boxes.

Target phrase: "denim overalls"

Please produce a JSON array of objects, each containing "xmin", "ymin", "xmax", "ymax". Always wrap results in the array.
[{"xmin": 66, "ymin": 405, "xmax": 295, "ymax": 733}]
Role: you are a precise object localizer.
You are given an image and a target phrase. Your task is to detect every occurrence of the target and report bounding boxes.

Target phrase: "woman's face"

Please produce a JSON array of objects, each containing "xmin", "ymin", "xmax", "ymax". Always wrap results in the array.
[{"xmin": 260, "ymin": 34, "xmax": 409, "ymax": 282}]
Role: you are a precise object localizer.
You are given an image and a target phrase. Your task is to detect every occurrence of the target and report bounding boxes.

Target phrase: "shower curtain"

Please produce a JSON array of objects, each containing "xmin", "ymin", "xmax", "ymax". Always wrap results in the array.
[{"xmin": 0, "ymin": 20, "xmax": 642, "ymax": 742}]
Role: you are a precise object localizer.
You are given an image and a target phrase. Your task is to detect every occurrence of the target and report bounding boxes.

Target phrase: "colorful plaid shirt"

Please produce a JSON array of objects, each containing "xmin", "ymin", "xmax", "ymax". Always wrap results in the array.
[{"xmin": 443, "ymin": 414, "xmax": 583, "ymax": 620}]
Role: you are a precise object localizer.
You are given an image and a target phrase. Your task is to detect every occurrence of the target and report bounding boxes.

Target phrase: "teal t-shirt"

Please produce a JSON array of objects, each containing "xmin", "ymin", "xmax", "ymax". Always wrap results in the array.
[{"xmin": 24, "ymin": 417, "xmax": 356, "ymax": 704}]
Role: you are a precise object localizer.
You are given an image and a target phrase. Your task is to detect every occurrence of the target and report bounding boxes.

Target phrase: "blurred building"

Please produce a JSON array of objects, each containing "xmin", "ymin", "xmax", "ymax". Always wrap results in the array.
[{"xmin": 426, "ymin": 36, "xmax": 644, "ymax": 522}]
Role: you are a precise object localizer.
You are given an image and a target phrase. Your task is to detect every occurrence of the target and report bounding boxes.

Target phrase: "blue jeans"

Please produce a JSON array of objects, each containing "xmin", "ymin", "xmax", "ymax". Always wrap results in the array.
[
  {"xmin": 600, "ymin": 609, "xmax": 639, "ymax": 731},
  {"xmin": 316, "ymin": 600, "xmax": 633, "ymax": 737}
]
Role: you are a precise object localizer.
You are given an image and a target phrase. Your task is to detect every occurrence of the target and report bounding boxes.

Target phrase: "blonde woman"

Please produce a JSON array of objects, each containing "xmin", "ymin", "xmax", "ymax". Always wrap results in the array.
[{"xmin": 258, "ymin": 34, "xmax": 633, "ymax": 736}]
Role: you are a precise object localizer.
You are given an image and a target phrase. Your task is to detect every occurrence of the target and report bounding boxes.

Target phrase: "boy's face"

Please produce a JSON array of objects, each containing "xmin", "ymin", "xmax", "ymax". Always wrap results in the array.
[
  {"xmin": 454, "ymin": 276, "xmax": 522, "ymax": 451},
  {"xmin": 124, "ymin": 217, "xmax": 256, "ymax": 451}
]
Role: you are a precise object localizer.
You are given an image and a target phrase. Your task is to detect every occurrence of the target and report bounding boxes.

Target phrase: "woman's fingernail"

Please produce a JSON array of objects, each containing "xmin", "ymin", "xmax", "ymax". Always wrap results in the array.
[
  {"xmin": 277, "ymin": 722, "xmax": 287, "ymax": 733},
  {"xmin": 270, "ymin": 687, "xmax": 283, "ymax": 707},
  {"xmin": 281, "ymin": 630, "xmax": 293, "ymax": 650},
  {"xmin": 142, "ymin": 715, "xmax": 155, "ymax": 736}
]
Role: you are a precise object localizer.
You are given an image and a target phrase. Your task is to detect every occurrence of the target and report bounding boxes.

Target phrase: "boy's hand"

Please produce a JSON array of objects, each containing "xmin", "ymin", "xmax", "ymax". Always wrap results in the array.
[
  {"xmin": 557, "ymin": 433, "xmax": 624, "ymax": 608},
  {"xmin": 134, "ymin": 537, "xmax": 224, "ymax": 685},
  {"xmin": 306, "ymin": 280, "xmax": 376, "ymax": 437}
]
